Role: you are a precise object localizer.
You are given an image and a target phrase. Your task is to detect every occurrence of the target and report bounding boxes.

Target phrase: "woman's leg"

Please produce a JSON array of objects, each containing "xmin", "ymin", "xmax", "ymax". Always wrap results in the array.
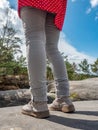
[
  {"xmin": 20, "ymin": 7, "xmax": 50, "ymax": 118},
  {"xmin": 45, "ymin": 13, "xmax": 75, "ymax": 112},
  {"xmin": 21, "ymin": 7, "xmax": 47, "ymax": 102},
  {"xmin": 20, "ymin": 7, "xmax": 50, "ymax": 119},
  {"xmin": 45, "ymin": 13, "xmax": 70, "ymax": 98}
]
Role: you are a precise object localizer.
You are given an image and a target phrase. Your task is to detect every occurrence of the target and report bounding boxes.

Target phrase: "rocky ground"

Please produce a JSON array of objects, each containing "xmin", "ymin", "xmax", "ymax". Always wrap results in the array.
[
  {"xmin": 0, "ymin": 78, "xmax": 98, "ymax": 107},
  {"xmin": 0, "ymin": 77, "xmax": 98, "ymax": 130},
  {"xmin": 0, "ymin": 100, "xmax": 98, "ymax": 130},
  {"xmin": 69, "ymin": 78, "xmax": 98, "ymax": 101}
]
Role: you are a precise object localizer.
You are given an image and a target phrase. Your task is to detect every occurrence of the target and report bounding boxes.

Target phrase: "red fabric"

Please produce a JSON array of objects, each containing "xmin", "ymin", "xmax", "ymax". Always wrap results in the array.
[{"xmin": 18, "ymin": 0, "xmax": 67, "ymax": 30}]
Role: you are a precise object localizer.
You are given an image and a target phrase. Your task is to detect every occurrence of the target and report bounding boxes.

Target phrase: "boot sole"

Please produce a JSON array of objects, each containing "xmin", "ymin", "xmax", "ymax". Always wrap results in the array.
[
  {"xmin": 22, "ymin": 109, "xmax": 50, "ymax": 118},
  {"xmin": 49, "ymin": 104, "xmax": 75, "ymax": 113}
]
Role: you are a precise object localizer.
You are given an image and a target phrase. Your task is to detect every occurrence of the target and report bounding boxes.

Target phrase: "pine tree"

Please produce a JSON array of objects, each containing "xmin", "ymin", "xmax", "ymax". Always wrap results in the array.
[
  {"xmin": 91, "ymin": 58, "xmax": 98, "ymax": 75},
  {"xmin": 78, "ymin": 59, "xmax": 90, "ymax": 74},
  {"xmin": 0, "ymin": 8, "xmax": 25, "ymax": 75}
]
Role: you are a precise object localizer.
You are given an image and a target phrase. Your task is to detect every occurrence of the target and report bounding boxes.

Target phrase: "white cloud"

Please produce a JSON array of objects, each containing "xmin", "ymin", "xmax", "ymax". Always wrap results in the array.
[
  {"xmin": 71, "ymin": 0, "xmax": 98, "ymax": 8},
  {"xmin": 0, "ymin": 0, "xmax": 25, "ymax": 57},
  {"xmin": 86, "ymin": 0, "xmax": 98, "ymax": 21},
  {"xmin": 0, "ymin": 0, "xmax": 25, "ymax": 53},
  {"xmin": 0, "ymin": 0, "xmax": 24, "ymax": 37},
  {"xmin": 86, "ymin": 8, "xmax": 92, "ymax": 14},
  {"xmin": 71, "ymin": 0, "xmax": 98, "ymax": 20},
  {"xmin": 58, "ymin": 32, "xmax": 96, "ymax": 64},
  {"xmin": 0, "ymin": 0, "xmax": 9, "ymax": 8},
  {"xmin": 0, "ymin": 0, "xmax": 9, "ymax": 28},
  {"xmin": 90, "ymin": 0, "xmax": 98, "ymax": 7}
]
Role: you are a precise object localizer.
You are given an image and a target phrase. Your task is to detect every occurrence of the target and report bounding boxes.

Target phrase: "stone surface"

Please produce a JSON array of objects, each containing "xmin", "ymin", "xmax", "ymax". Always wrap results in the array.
[
  {"xmin": 0, "ymin": 89, "xmax": 55, "ymax": 107},
  {"xmin": 0, "ymin": 100, "xmax": 98, "ymax": 130},
  {"xmin": 69, "ymin": 78, "xmax": 98, "ymax": 100},
  {"xmin": 0, "ymin": 89, "xmax": 30, "ymax": 107},
  {"xmin": 48, "ymin": 78, "xmax": 98, "ymax": 100},
  {"xmin": 0, "ymin": 78, "xmax": 98, "ymax": 107}
]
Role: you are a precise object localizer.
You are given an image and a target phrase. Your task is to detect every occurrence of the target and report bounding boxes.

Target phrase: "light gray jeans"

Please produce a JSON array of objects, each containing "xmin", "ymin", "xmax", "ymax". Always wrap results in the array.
[{"xmin": 20, "ymin": 7, "xmax": 69, "ymax": 102}]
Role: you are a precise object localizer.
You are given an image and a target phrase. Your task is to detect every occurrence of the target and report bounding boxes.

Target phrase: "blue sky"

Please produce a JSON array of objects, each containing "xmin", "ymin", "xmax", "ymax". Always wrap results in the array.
[
  {"xmin": 7, "ymin": 0, "xmax": 98, "ymax": 59},
  {"xmin": 63, "ymin": 0, "xmax": 98, "ymax": 58}
]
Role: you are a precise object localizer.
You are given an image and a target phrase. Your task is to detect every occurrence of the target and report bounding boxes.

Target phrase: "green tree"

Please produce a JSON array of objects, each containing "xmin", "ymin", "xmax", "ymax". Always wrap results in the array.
[
  {"xmin": 0, "ymin": 25, "xmax": 23, "ymax": 74},
  {"xmin": 0, "ymin": 8, "xmax": 25, "ymax": 75},
  {"xmin": 91, "ymin": 58, "xmax": 98, "ymax": 75},
  {"xmin": 13, "ymin": 55, "xmax": 27, "ymax": 75},
  {"xmin": 64, "ymin": 57, "xmax": 76, "ymax": 80},
  {"xmin": 78, "ymin": 59, "xmax": 90, "ymax": 74}
]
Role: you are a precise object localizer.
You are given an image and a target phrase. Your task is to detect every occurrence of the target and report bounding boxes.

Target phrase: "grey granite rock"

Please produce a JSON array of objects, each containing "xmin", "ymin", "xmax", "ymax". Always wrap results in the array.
[
  {"xmin": 0, "ymin": 89, "xmax": 30, "ymax": 107},
  {"xmin": 69, "ymin": 78, "xmax": 98, "ymax": 101},
  {"xmin": 0, "ymin": 78, "xmax": 98, "ymax": 107},
  {"xmin": 0, "ymin": 89, "xmax": 55, "ymax": 107},
  {"xmin": 0, "ymin": 101, "xmax": 98, "ymax": 130}
]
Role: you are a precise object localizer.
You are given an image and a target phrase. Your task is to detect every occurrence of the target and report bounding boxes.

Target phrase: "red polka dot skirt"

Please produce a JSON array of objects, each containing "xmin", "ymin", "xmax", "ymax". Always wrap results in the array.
[{"xmin": 18, "ymin": 0, "xmax": 67, "ymax": 30}]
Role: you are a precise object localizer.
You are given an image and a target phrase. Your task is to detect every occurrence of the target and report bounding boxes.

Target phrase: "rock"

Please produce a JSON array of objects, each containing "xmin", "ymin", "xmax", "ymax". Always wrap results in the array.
[
  {"xmin": 48, "ymin": 78, "xmax": 98, "ymax": 101},
  {"xmin": 47, "ymin": 93, "xmax": 55, "ymax": 103},
  {"xmin": 69, "ymin": 78, "xmax": 98, "ymax": 101},
  {"xmin": 0, "ymin": 78, "xmax": 98, "ymax": 107},
  {"xmin": 47, "ymin": 81, "xmax": 56, "ymax": 93},
  {"xmin": 0, "ymin": 89, "xmax": 55, "ymax": 107},
  {"xmin": 0, "ymin": 101, "xmax": 98, "ymax": 130},
  {"xmin": 0, "ymin": 89, "xmax": 30, "ymax": 107}
]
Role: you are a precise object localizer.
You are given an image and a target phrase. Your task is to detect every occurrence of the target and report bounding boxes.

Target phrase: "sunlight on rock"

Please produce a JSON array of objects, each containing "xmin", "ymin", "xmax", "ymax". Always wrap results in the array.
[{"xmin": 1, "ymin": 127, "xmax": 23, "ymax": 130}]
